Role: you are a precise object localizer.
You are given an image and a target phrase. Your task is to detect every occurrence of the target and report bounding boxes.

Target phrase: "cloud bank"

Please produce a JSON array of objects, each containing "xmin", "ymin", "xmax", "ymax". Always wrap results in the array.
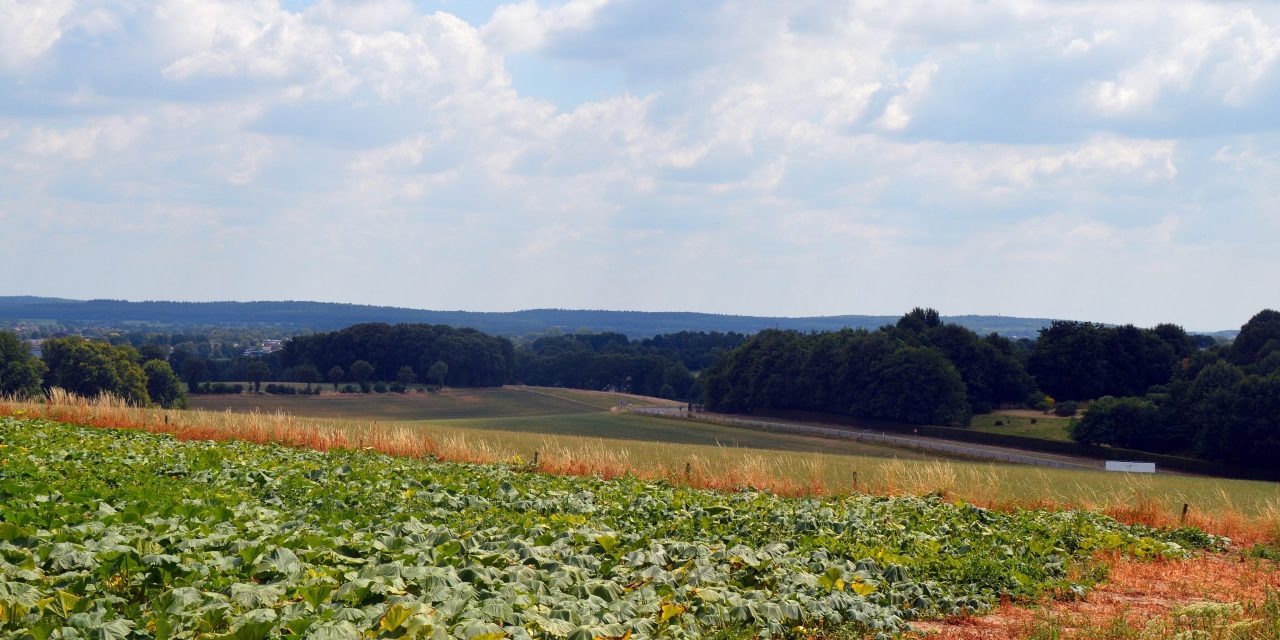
[{"xmin": 2, "ymin": 0, "xmax": 1278, "ymax": 329}]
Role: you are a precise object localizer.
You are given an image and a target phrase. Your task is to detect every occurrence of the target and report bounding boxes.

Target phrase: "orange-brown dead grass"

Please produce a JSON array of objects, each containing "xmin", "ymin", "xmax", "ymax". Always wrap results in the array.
[
  {"xmin": 1, "ymin": 391, "xmax": 1276, "ymax": 542},
  {"xmin": 911, "ymin": 552, "xmax": 1280, "ymax": 639},
  {"xmin": 0, "ymin": 390, "xmax": 827, "ymax": 498}
]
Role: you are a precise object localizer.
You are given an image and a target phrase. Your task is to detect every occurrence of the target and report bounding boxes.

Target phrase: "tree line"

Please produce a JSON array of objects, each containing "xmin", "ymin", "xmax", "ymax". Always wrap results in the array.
[
  {"xmin": 513, "ymin": 331, "xmax": 744, "ymax": 399},
  {"xmin": 700, "ymin": 309, "xmax": 1034, "ymax": 425},
  {"xmin": 702, "ymin": 307, "xmax": 1277, "ymax": 468},
  {"xmin": 0, "ymin": 333, "xmax": 185, "ymax": 408},
  {"xmin": 1071, "ymin": 309, "xmax": 1280, "ymax": 467}
]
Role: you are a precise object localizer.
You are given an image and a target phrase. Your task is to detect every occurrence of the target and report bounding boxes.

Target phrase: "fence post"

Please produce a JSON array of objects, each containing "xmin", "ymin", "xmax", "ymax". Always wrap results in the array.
[
  {"xmin": 1180, "ymin": 503, "xmax": 1189, "ymax": 524},
  {"xmin": 532, "ymin": 451, "xmax": 539, "ymax": 468}
]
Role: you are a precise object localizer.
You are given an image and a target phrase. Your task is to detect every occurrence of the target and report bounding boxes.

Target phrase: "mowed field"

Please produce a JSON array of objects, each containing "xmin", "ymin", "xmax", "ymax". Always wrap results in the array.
[
  {"xmin": 189, "ymin": 386, "xmax": 940, "ymax": 461},
  {"xmin": 178, "ymin": 385, "xmax": 1280, "ymax": 526}
]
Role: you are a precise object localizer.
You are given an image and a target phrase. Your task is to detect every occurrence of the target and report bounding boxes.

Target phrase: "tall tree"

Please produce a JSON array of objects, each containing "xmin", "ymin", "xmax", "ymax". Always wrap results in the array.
[
  {"xmin": 244, "ymin": 360, "xmax": 272, "ymax": 393},
  {"xmin": 327, "ymin": 365, "xmax": 344, "ymax": 391},
  {"xmin": 0, "ymin": 331, "xmax": 46, "ymax": 399},
  {"xmin": 180, "ymin": 357, "xmax": 208, "ymax": 390},
  {"xmin": 143, "ymin": 360, "xmax": 186, "ymax": 409},
  {"xmin": 1231, "ymin": 309, "xmax": 1280, "ymax": 366},
  {"xmin": 349, "ymin": 360, "xmax": 375, "ymax": 392}
]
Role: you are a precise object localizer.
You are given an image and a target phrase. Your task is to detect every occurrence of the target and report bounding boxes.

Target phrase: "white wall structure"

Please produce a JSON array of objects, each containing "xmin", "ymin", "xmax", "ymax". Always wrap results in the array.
[{"xmin": 1105, "ymin": 461, "xmax": 1157, "ymax": 473}]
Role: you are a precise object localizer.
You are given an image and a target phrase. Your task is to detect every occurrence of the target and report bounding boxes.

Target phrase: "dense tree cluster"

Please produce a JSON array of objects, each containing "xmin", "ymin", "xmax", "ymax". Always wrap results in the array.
[
  {"xmin": 280, "ymin": 323, "xmax": 515, "ymax": 388},
  {"xmin": 1072, "ymin": 310, "xmax": 1280, "ymax": 466},
  {"xmin": 1027, "ymin": 321, "xmax": 1191, "ymax": 400},
  {"xmin": 512, "ymin": 332, "xmax": 736, "ymax": 399},
  {"xmin": 701, "ymin": 309, "xmax": 1031, "ymax": 425},
  {"xmin": 0, "ymin": 331, "xmax": 46, "ymax": 398},
  {"xmin": 0, "ymin": 334, "xmax": 186, "ymax": 408}
]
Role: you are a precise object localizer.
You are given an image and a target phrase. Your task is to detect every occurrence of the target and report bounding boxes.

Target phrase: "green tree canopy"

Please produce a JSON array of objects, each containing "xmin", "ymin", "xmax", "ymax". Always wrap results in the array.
[
  {"xmin": 41, "ymin": 336, "xmax": 149, "ymax": 405},
  {"xmin": 143, "ymin": 360, "xmax": 186, "ymax": 409},
  {"xmin": 0, "ymin": 331, "xmax": 46, "ymax": 399},
  {"xmin": 244, "ymin": 360, "xmax": 272, "ymax": 392}
]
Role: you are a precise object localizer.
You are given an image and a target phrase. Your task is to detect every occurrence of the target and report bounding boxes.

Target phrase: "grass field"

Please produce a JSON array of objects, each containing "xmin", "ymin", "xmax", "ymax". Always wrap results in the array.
[
  {"xmin": 424, "ymin": 412, "xmax": 939, "ymax": 459},
  {"xmin": 5, "ymin": 390, "xmax": 1279, "ymax": 541},
  {"xmin": 187, "ymin": 385, "xmax": 680, "ymax": 420},
  {"xmin": 969, "ymin": 412, "xmax": 1075, "ymax": 442}
]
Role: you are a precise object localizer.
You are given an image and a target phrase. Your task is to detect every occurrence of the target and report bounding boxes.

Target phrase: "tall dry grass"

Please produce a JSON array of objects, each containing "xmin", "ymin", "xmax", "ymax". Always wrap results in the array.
[{"xmin": 2, "ymin": 390, "xmax": 1277, "ymax": 543}]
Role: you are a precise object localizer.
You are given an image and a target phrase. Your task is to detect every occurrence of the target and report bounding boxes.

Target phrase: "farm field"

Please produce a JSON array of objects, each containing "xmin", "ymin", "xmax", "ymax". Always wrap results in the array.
[
  {"xmin": 968, "ymin": 412, "xmax": 1075, "ymax": 442},
  {"xmin": 4, "ymin": 392, "xmax": 1280, "ymax": 531},
  {"xmin": 186, "ymin": 386, "xmax": 679, "ymax": 421},
  {"xmin": 0, "ymin": 416, "xmax": 1229, "ymax": 640}
]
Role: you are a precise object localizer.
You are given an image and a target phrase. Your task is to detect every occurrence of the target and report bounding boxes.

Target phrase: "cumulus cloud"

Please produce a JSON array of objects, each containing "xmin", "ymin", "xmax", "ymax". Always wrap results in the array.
[
  {"xmin": 1, "ymin": 0, "xmax": 1277, "ymax": 328},
  {"xmin": 0, "ymin": 0, "xmax": 73, "ymax": 70}
]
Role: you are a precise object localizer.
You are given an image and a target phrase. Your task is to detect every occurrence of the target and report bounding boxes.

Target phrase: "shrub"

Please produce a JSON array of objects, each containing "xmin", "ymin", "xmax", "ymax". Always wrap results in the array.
[
  {"xmin": 389, "ymin": 382, "xmax": 406, "ymax": 393},
  {"xmin": 993, "ymin": 420, "xmax": 1004, "ymax": 426},
  {"xmin": 342, "ymin": 384, "xmax": 357, "ymax": 393},
  {"xmin": 372, "ymin": 382, "xmax": 388, "ymax": 394},
  {"xmin": 1054, "ymin": 401, "xmax": 1079, "ymax": 417}
]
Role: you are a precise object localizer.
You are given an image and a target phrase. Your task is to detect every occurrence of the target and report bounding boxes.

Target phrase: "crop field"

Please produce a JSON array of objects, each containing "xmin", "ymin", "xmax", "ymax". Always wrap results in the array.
[
  {"xmin": 0, "ymin": 417, "xmax": 1225, "ymax": 639},
  {"xmin": 3, "ymin": 393, "xmax": 1279, "ymax": 535},
  {"xmin": 422, "ymin": 413, "xmax": 939, "ymax": 460},
  {"xmin": 185, "ymin": 387, "xmax": 647, "ymax": 421}
]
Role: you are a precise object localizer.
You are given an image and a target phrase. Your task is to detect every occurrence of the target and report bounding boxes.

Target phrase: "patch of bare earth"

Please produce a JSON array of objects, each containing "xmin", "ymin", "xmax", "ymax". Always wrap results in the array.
[{"xmin": 910, "ymin": 552, "xmax": 1280, "ymax": 639}]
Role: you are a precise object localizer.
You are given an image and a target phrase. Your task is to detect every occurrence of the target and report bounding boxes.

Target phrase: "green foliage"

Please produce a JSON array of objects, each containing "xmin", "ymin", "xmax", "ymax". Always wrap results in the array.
[
  {"xmin": 1071, "ymin": 397, "xmax": 1160, "ymax": 448},
  {"xmin": 143, "ymin": 360, "xmax": 186, "ymax": 409},
  {"xmin": 1028, "ymin": 322, "xmax": 1179, "ymax": 401},
  {"xmin": 245, "ymin": 360, "xmax": 272, "ymax": 392},
  {"xmin": 518, "ymin": 334, "xmax": 698, "ymax": 399},
  {"xmin": 0, "ymin": 331, "xmax": 45, "ymax": 399},
  {"xmin": 0, "ymin": 417, "xmax": 1220, "ymax": 640},
  {"xmin": 282, "ymin": 324, "xmax": 513, "ymax": 388},
  {"xmin": 1231, "ymin": 309, "xmax": 1280, "ymax": 366},
  {"xmin": 40, "ymin": 336, "xmax": 149, "ymax": 405},
  {"xmin": 427, "ymin": 360, "xmax": 449, "ymax": 387},
  {"xmin": 700, "ymin": 313, "xmax": 990, "ymax": 426},
  {"xmin": 1053, "ymin": 401, "xmax": 1079, "ymax": 417},
  {"xmin": 865, "ymin": 346, "xmax": 970, "ymax": 426}
]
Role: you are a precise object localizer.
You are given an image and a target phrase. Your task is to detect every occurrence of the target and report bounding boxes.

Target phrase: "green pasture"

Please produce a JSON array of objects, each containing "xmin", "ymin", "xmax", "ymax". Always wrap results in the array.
[{"xmin": 968, "ymin": 412, "xmax": 1075, "ymax": 442}]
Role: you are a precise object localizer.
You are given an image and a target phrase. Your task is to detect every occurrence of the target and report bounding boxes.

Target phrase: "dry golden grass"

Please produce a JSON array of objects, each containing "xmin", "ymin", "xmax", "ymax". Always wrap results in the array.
[{"xmin": 912, "ymin": 552, "xmax": 1280, "ymax": 639}]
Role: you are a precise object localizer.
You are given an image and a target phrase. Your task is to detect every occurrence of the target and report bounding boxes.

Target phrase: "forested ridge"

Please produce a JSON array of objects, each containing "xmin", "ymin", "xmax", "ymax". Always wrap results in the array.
[{"xmin": 0, "ymin": 296, "xmax": 1066, "ymax": 338}]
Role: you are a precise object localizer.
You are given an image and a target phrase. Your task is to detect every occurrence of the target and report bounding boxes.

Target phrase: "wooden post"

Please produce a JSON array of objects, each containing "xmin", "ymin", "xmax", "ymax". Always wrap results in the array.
[
  {"xmin": 852, "ymin": 471, "xmax": 858, "ymax": 491},
  {"xmin": 684, "ymin": 462, "xmax": 692, "ymax": 478},
  {"xmin": 1180, "ymin": 503, "xmax": 1189, "ymax": 524},
  {"xmin": 532, "ymin": 451, "xmax": 539, "ymax": 468}
]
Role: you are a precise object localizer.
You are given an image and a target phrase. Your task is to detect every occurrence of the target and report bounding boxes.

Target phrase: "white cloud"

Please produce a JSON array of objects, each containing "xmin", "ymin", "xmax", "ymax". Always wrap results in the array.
[
  {"xmin": 1090, "ymin": 7, "xmax": 1280, "ymax": 116},
  {"xmin": 0, "ymin": 0, "xmax": 73, "ymax": 70},
  {"xmin": 23, "ymin": 116, "xmax": 150, "ymax": 160},
  {"xmin": 1, "ymin": 0, "xmax": 1278, "ymax": 328},
  {"xmin": 482, "ymin": 0, "xmax": 611, "ymax": 53}
]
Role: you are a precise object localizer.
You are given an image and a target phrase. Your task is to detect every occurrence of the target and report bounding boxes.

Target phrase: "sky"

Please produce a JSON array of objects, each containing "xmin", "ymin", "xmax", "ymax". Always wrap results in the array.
[{"xmin": 1, "ymin": 0, "xmax": 1278, "ymax": 331}]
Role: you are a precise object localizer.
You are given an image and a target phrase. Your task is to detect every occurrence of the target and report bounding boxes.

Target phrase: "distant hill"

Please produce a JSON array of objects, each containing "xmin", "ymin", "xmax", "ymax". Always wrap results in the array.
[{"xmin": 0, "ymin": 296, "xmax": 1203, "ymax": 339}]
